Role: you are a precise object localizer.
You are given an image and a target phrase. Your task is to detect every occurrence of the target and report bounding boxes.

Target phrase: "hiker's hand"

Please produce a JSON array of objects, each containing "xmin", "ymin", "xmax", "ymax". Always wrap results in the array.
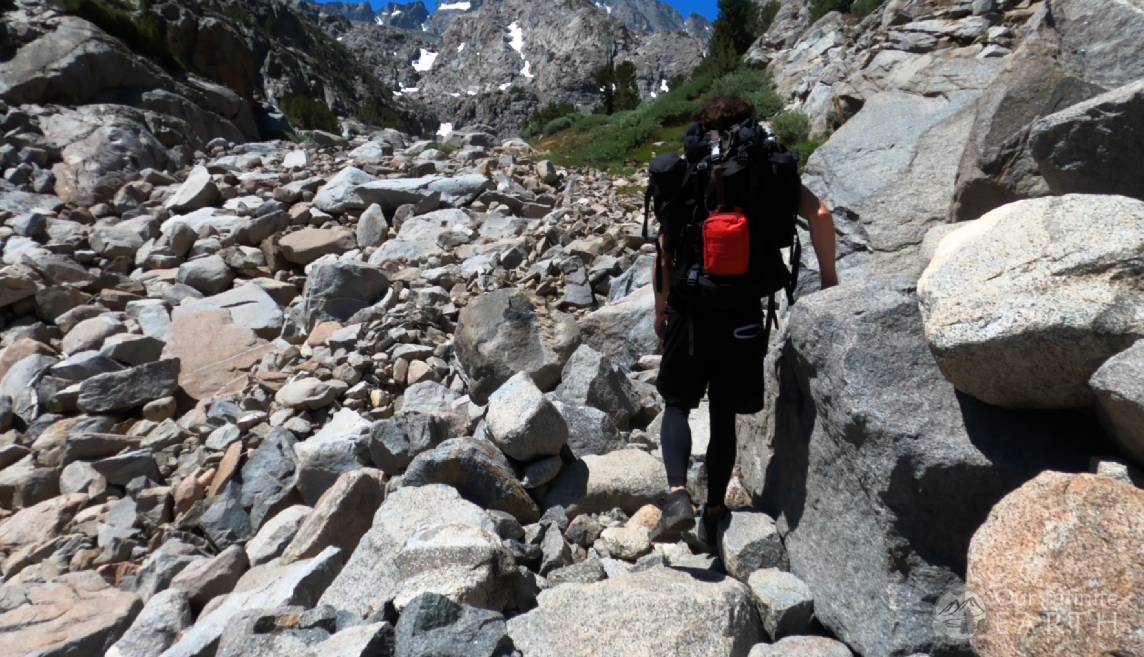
[{"xmin": 655, "ymin": 310, "xmax": 667, "ymax": 340}]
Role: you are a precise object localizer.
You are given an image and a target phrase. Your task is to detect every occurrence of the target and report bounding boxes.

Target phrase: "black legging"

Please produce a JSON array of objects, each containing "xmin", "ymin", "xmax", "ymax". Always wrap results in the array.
[{"xmin": 661, "ymin": 398, "xmax": 736, "ymax": 507}]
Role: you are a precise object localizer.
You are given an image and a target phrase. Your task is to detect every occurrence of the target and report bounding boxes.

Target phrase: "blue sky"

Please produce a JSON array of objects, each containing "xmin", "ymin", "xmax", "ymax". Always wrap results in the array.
[{"xmin": 317, "ymin": 1, "xmax": 719, "ymax": 20}]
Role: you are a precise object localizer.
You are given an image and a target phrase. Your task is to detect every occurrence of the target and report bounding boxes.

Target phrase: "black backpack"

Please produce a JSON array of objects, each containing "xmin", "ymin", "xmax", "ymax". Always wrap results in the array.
[{"xmin": 643, "ymin": 119, "xmax": 802, "ymax": 328}]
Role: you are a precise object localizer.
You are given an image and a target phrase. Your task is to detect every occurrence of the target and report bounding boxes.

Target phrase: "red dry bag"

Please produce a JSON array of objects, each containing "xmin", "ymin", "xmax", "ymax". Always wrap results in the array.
[{"xmin": 702, "ymin": 211, "xmax": 750, "ymax": 277}]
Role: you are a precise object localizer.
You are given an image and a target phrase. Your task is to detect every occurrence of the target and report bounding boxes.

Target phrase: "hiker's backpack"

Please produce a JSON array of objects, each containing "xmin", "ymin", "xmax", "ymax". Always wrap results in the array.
[{"xmin": 643, "ymin": 119, "xmax": 802, "ymax": 325}]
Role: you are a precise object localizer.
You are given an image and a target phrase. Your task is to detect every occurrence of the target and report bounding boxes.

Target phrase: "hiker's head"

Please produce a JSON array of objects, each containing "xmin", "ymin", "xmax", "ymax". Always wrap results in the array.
[{"xmin": 694, "ymin": 96, "xmax": 756, "ymax": 131}]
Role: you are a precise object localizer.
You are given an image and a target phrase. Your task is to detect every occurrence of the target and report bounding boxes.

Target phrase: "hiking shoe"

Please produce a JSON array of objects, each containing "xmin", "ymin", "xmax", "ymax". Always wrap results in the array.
[
  {"xmin": 695, "ymin": 504, "xmax": 729, "ymax": 554},
  {"xmin": 652, "ymin": 489, "xmax": 695, "ymax": 542}
]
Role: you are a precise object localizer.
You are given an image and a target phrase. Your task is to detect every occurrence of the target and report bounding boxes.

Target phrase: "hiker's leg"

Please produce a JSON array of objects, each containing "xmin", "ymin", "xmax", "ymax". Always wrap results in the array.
[
  {"xmin": 660, "ymin": 404, "xmax": 692, "ymax": 491},
  {"xmin": 705, "ymin": 391, "xmax": 737, "ymax": 510}
]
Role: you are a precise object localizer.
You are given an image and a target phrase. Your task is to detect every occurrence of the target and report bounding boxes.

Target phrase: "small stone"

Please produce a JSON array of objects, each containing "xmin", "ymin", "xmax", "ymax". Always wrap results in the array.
[
  {"xmin": 597, "ymin": 525, "xmax": 652, "ymax": 561},
  {"xmin": 275, "ymin": 377, "xmax": 346, "ymax": 410},
  {"xmin": 245, "ymin": 505, "xmax": 312, "ymax": 566}
]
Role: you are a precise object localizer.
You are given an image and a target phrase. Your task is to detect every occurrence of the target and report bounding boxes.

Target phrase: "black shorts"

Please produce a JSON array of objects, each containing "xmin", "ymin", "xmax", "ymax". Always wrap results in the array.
[{"xmin": 656, "ymin": 302, "xmax": 766, "ymax": 413}]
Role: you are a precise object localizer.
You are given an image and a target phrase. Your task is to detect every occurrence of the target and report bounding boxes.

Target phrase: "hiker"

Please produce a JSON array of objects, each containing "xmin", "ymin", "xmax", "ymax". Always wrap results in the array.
[{"xmin": 643, "ymin": 96, "xmax": 838, "ymax": 549}]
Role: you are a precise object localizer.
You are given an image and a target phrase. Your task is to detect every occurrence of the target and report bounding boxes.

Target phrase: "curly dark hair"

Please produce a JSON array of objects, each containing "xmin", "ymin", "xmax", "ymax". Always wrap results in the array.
[{"xmin": 693, "ymin": 96, "xmax": 757, "ymax": 131}]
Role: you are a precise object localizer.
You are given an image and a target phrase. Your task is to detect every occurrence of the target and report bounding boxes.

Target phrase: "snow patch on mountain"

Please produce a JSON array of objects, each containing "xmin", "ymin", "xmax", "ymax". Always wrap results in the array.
[{"xmin": 412, "ymin": 48, "xmax": 438, "ymax": 72}]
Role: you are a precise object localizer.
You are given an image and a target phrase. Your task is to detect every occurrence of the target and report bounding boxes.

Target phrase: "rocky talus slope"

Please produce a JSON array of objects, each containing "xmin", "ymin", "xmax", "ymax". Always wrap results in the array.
[{"xmin": 0, "ymin": 1, "xmax": 1142, "ymax": 657}]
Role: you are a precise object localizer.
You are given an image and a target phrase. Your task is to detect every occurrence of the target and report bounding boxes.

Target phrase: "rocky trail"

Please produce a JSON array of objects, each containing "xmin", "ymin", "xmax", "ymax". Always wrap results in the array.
[{"xmin": 1, "ymin": 0, "xmax": 1143, "ymax": 657}]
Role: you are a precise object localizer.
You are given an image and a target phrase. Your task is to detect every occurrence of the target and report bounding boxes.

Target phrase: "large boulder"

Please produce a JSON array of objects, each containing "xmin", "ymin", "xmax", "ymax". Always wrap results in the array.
[
  {"xmin": 760, "ymin": 277, "xmax": 1107, "ymax": 657},
  {"xmin": 313, "ymin": 167, "xmax": 376, "ymax": 214},
  {"xmin": 543, "ymin": 449, "xmax": 666, "ymax": 517},
  {"xmin": 401, "ymin": 437, "xmax": 541, "ymax": 523},
  {"xmin": 318, "ymin": 484, "xmax": 513, "ymax": 616},
  {"xmin": 368, "ymin": 209, "xmax": 474, "ymax": 266},
  {"xmin": 0, "ymin": 571, "xmax": 142, "ymax": 657},
  {"xmin": 355, "ymin": 173, "xmax": 488, "ymax": 213},
  {"xmin": 950, "ymin": 0, "xmax": 1144, "ymax": 221},
  {"xmin": 1029, "ymin": 79, "xmax": 1144, "ymax": 200},
  {"xmin": 966, "ymin": 472, "xmax": 1144, "ymax": 657},
  {"xmin": 918, "ymin": 195, "xmax": 1144, "ymax": 409},
  {"xmin": 802, "ymin": 55, "xmax": 1000, "ymax": 276},
  {"xmin": 157, "ymin": 547, "xmax": 343, "ymax": 657},
  {"xmin": 1089, "ymin": 340, "xmax": 1144, "ymax": 466},
  {"xmin": 455, "ymin": 289, "xmax": 580, "ymax": 404},
  {"xmin": 578, "ymin": 284, "xmax": 657, "ymax": 370},
  {"xmin": 301, "ymin": 261, "xmax": 389, "ymax": 328},
  {"xmin": 394, "ymin": 593, "xmax": 513, "ymax": 657},
  {"xmin": 485, "ymin": 372, "xmax": 568, "ymax": 462},
  {"xmin": 281, "ymin": 469, "xmax": 384, "ymax": 563},
  {"xmin": 507, "ymin": 566, "xmax": 761, "ymax": 657},
  {"xmin": 553, "ymin": 344, "xmax": 641, "ymax": 430}
]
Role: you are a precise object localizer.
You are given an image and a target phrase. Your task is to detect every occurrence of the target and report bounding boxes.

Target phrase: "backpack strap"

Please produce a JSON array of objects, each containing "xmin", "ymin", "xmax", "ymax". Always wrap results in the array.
[{"xmin": 785, "ymin": 232, "xmax": 801, "ymax": 305}]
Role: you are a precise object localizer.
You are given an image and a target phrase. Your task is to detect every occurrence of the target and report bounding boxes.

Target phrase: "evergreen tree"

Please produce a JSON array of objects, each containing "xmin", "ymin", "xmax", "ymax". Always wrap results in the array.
[
  {"xmin": 593, "ymin": 60, "xmax": 640, "ymax": 115},
  {"xmin": 696, "ymin": 0, "xmax": 760, "ymax": 77}
]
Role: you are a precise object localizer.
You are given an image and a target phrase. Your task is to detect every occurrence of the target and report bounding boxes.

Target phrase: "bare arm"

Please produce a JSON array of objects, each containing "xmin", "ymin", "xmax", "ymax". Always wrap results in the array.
[{"xmin": 799, "ymin": 185, "xmax": 838, "ymax": 289}]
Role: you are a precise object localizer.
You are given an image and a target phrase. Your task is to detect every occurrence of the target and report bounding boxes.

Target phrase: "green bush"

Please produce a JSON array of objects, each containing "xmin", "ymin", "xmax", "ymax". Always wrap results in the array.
[
  {"xmin": 771, "ymin": 111, "xmax": 810, "ymax": 146},
  {"xmin": 525, "ymin": 101, "xmax": 577, "ymax": 136},
  {"xmin": 572, "ymin": 113, "xmax": 611, "ymax": 132},
  {"xmin": 793, "ymin": 136, "xmax": 824, "ymax": 172},
  {"xmin": 283, "ymin": 95, "xmax": 339, "ymax": 133},
  {"xmin": 543, "ymin": 116, "xmax": 574, "ymax": 135},
  {"xmin": 701, "ymin": 69, "xmax": 784, "ymax": 119}
]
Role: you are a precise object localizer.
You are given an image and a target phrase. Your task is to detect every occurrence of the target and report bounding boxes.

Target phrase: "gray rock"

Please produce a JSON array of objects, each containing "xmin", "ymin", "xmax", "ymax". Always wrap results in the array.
[
  {"xmin": 282, "ymin": 469, "xmax": 384, "ymax": 562},
  {"xmin": 367, "ymin": 411, "xmax": 446, "ymax": 474},
  {"xmin": 578, "ymin": 284, "xmax": 656, "ymax": 370},
  {"xmin": 133, "ymin": 539, "xmax": 202, "ymax": 602},
  {"xmin": 356, "ymin": 203, "xmax": 388, "ymax": 248},
  {"xmin": 543, "ymin": 449, "xmax": 665, "ymax": 517},
  {"xmin": 199, "ymin": 481, "xmax": 252, "ymax": 549},
  {"xmin": 554, "ymin": 344, "xmax": 642, "ymax": 430},
  {"xmin": 747, "ymin": 569, "xmax": 815, "ymax": 640},
  {"xmin": 485, "ymin": 372, "xmax": 568, "ymax": 462},
  {"xmin": 400, "ymin": 381, "xmax": 468, "ymax": 437},
  {"xmin": 245, "ymin": 505, "xmax": 312, "ymax": 566},
  {"xmin": 1029, "ymin": 79, "xmax": 1144, "ymax": 201},
  {"xmin": 318, "ymin": 484, "xmax": 504, "ymax": 617},
  {"xmin": 951, "ymin": 0, "xmax": 1144, "ymax": 222},
  {"xmin": 402, "ymin": 437, "xmax": 540, "ymax": 523},
  {"xmin": 157, "ymin": 547, "xmax": 343, "ymax": 657},
  {"xmin": 394, "ymin": 593, "xmax": 513, "ymax": 657},
  {"xmin": 276, "ymin": 377, "xmax": 346, "ymax": 410},
  {"xmin": 455, "ymin": 289, "xmax": 580, "ymax": 404},
  {"xmin": 520, "ymin": 454, "xmax": 562, "ymax": 489},
  {"xmin": 165, "ymin": 166, "xmax": 219, "ymax": 213},
  {"xmin": 60, "ymin": 316, "xmax": 125, "ymax": 355},
  {"xmin": 720, "ymin": 511, "xmax": 787, "ymax": 582},
  {"xmin": 368, "ymin": 208, "xmax": 473, "ymax": 266},
  {"xmin": 1090, "ymin": 340, "xmax": 1144, "ymax": 467},
  {"xmin": 178, "ymin": 255, "xmax": 234, "ymax": 295},
  {"xmin": 294, "ymin": 408, "xmax": 371, "ymax": 505},
  {"xmin": 169, "ymin": 545, "xmax": 249, "ymax": 611},
  {"xmin": 77, "ymin": 358, "xmax": 179, "ymax": 413},
  {"xmin": 313, "ymin": 167, "xmax": 376, "ymax": 214},
  {"xmin": 747, "ymin": 636, "xmax": 853, "ymax": 657},
  {"xmin": 544, "ymin": 558, "xmax": 607, "ymax": 586},
  {"xmin": 100, "ymin": 334, "xmax": 165, "ymax": 366},
  {"xmin": 507, "ymin": 566, "xmax": 761, "ymax": 657},
  {"xmin": 241, "ymin": 429, "xmax": 299, "ymax": 528},
  {"xmin": 759, "ymin": 277, "xmax": 1105, "ymax": 657},
  {"xmin": 302, "ymin": 261, "xmax": 389, "ymax": 328},
  {"xmin": 357, "ymin": 174, "xmax": 488, "ymax": 213},
  {"xmin": 92, "ymin": 449, "xmax": 162, "ymax": 486},
  {"xmin": 49, "ymin": 351, "xmax": 123, "ymax": 380},
  {"xmin": 918, "ymin": 195, "xmax": 1144, "ymax": 409},
  {"xmin": 538, "ymin": 521, "xmax": 572, "ymax": 574},
  {"xmin": 106, "ymin": 589, "xmax": 193, "ymax": 657},
  {"xmin": 178, "ymin": 283, "xmax": 284, "ymax": 339}
]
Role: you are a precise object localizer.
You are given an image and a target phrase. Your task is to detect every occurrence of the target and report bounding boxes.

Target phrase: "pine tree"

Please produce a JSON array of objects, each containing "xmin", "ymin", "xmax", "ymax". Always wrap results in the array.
[{"xmin": 696, "ymin": 0, "xmax": 759, "ymax": 77}]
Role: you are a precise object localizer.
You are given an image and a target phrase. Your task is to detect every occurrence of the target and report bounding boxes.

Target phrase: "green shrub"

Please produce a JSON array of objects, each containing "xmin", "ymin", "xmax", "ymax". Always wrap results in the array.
[
  {"xmin": 700, "ymin": 69, "xmax": 783, "ymax": 119},
  {"xmin": 793, "ymin": 136, "xmax": 824, "ymax": 172},
  {"xmin": 526, "ymin": 101, "xmax": 577, "ymax": 136},
  {"xmin": 572, "ymin": 113, "xmax": 611, "ymax": 132},
  {"xmin": 283, "ymin": 95, "xmax": 339, "ymax": 133},
  {"xmin": 772, "ymin": 111, "xmax": 810, "ymax": 146},
  {"xmin": 543, "ymin": 116, "xmax": 574, "ymax": 135}
]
